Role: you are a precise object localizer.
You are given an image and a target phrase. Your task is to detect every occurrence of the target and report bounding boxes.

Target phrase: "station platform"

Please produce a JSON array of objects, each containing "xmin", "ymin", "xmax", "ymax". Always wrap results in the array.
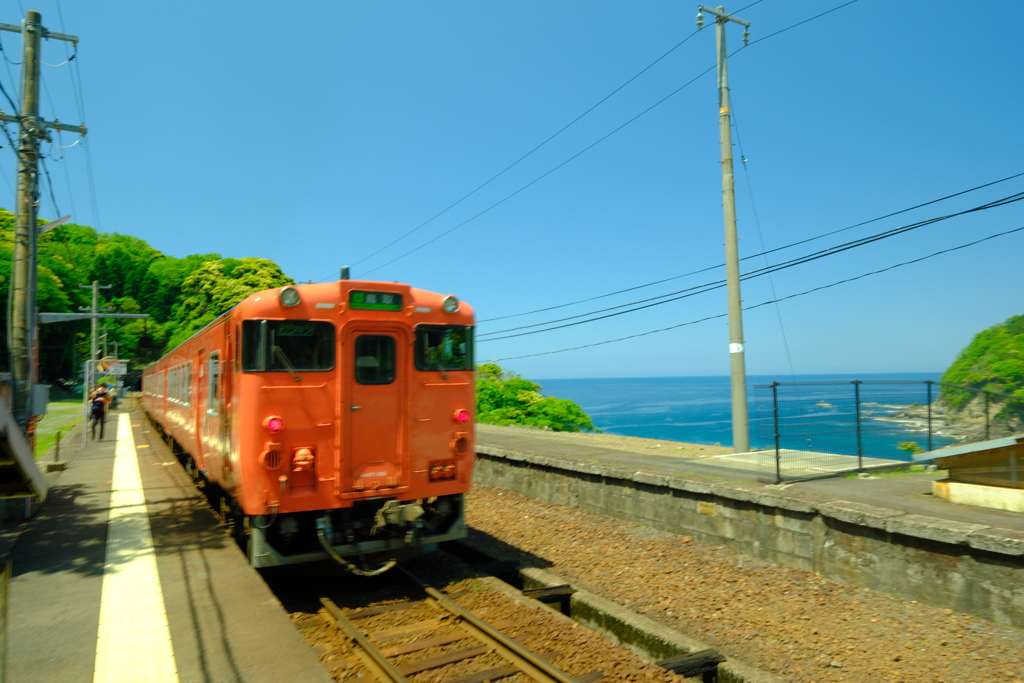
[{"xmin": 4, "ymin": 407, "xmax": 333, "ymax": 683}]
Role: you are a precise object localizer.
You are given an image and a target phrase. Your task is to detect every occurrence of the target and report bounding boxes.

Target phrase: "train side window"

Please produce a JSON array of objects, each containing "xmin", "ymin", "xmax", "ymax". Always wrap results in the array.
[
  {"xmin": 242, "ymin": 320, "xmax": 267, "ymax": 371},
  {"xmin": 355, "ymin": 335, "xmax": 395, "ymax": 385},
  {"xmin": 208, "ymin": 351, "xmax": 220, "ymax": 416}
]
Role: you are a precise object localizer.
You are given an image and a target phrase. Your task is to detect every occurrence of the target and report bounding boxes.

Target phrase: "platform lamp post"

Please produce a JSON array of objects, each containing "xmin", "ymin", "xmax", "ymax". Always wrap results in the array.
[{"xmin": 697, "ymin": 5, "xmax": 750, "ymax": 453}]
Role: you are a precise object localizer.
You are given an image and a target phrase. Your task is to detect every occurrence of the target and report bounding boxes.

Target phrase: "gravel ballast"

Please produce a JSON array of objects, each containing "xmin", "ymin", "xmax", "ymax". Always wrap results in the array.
[{"xmin": 465, "ymin": 484, "xmax": 1024, "ymax": 682}]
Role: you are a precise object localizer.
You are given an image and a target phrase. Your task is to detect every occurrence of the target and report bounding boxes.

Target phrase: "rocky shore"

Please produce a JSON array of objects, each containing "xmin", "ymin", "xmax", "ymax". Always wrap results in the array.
[{"xmin": 873, "ymin": 396, "xmax": 1023, "ymax": 445}]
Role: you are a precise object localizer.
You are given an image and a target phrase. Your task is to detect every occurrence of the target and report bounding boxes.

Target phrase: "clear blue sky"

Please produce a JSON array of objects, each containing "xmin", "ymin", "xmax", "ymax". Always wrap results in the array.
[{"xmin": 2, "ymin": 0, "xmax": 1021, "ymax": 380}]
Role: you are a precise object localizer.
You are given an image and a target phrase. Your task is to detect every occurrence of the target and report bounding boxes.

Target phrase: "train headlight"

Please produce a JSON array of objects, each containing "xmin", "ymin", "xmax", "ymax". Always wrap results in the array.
[
  {"xmin": 279, "ymin": 286, "xmax": 302, "ymax": 308},
  {"xmin": 429, "ymin": 460, "xmax": 457, "ymax": 481},
  {"xmin": 292, "ymin": 447, "xmax": 315, "ymax": 471},
  {"xmin": 265, "ymin": 416, "xmax": 284, "ymax": 432},
  {"xmin": 441, "ymin": 295, "xmax": 459, "ymax": 313},
  {"xmin": 450, "ymin": 432, "xmax": 470, "ymax": 457}
]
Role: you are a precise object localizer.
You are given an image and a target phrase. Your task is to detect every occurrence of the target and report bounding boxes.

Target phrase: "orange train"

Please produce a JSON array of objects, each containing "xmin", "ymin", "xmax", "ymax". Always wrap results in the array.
[{"xmin": 141, "ymin": 279, "xmax": 475, "ymax": 574}]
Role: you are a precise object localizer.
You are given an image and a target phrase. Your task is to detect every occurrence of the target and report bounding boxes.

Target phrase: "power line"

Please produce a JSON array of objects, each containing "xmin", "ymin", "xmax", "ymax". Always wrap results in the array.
[
  {"xmin": 478, "ymin": 171, "xmax": 1024, "ymax": 323},
  {"xmin": 39, "ymin": 155, "xmax": 60, "ymax": 217},
  {"xmin": 486, "ymin": 224, "xmax": 1024, "ymax": 362},
  {"xmin": 477, "ymin": 191, "xmax": 1024, "ymax": 340},
  {"xmin": 0, "ymin": 30, "xmax": 21, "ymax": 65},
  {"xmin": 746, "ymin": 0, "xmax": 860, "ymax": 47},
  {"xmin": 347, "ymin": 29, "xmax": 705, "ymax": 271},
  {"xmin": 731, "ymin": 93, "xmax": 799, "ymax": 380},
  {"xmin": 359, "ymin": 62, "xmax": 716, "ymax": 277},
  {"xmin": 345, "ymin": 0, "xmax": 863, "ymax": 277},
  {"xmin": 40, "ymin": 42, "xmax": 75, "ymax": 68},
  {"xmin": 65, "ymin": 46, "xmax": 98, "ymax": 230},
  {"xmin": 0, "ymin": 77, "xmax": 19, "ymax": 113}
]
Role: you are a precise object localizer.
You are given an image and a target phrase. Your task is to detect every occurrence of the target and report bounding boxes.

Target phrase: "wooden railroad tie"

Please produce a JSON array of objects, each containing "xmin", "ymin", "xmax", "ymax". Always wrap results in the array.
[
  {"xmin": 468, "ymin": 559, "xmax": 521, "ymax": 576},
  {"xmin": 656, "ymin": 649, "xmax": 726, "ymax": 678},
  {"xmin": 522, "ymin": 584, "xmax": 577, "ymax": 603}
]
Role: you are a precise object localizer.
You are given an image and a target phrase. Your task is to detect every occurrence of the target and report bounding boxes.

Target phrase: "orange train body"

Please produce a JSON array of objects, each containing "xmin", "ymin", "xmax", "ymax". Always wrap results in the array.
[{"xmin": 141, "ymin": 280, "xmax": 475, "ymax": 570}]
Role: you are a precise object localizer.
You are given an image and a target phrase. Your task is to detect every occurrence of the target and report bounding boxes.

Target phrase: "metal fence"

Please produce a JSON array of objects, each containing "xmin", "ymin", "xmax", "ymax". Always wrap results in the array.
[{"xmin": 753, "ymin": 380, "xmax": 1024, "ymax": 483}]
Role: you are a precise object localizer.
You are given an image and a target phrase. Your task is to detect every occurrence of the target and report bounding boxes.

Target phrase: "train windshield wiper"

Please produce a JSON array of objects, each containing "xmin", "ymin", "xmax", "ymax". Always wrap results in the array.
[
  {"xmin": 428, "ymin": 348, "xmax": 449, "ymax": 381},
  {"xmin": 272, "ymin": 345, "xmax": 302, "ymax": 382}
]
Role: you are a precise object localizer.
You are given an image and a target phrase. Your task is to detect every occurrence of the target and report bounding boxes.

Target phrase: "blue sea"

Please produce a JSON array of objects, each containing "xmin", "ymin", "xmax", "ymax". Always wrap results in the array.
[{"xmin": 537, "ymin": 373, "xmax": 956, "ymax": 460}]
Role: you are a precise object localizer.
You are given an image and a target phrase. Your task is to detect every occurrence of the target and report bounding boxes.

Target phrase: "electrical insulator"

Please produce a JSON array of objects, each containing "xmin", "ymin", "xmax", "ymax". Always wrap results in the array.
[{"xmin": 696, "ymin": 12, "xmax": 704, "ymax": 29}]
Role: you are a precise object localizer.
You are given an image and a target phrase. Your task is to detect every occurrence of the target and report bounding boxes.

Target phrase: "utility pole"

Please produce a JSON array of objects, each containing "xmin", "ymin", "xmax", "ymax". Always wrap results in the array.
[
  {"xmin": 80, "ymin": 281, "xmax": 110, "ymax": 391},
  {"xmin": 1, "ymin": 11, "xmax": 85, "ymax": 430},
  {"xmin": 697, "ymin": 5, "xmax": 750, "ymax": 453},
  {"xmin": 36, "ymin": 283, "xmax": 147, "ymax": 448},
  {"xmin": 100, "ymin": 325, "xmax": 112, "ymax": 357}
]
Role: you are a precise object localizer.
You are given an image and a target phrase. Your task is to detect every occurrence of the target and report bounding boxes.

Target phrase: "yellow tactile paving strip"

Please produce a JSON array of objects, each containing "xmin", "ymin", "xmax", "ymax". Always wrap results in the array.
[{"xmin": 93, "ymin": 413, "xmax": 179, "ymax": 683}]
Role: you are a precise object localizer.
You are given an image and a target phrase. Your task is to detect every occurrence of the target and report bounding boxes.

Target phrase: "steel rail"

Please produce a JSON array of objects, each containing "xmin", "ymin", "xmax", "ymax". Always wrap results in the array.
[
  {"xmin": 421, "ymin": 584, "xmax": 578, "ymax": 683},
  {"xmin": 322, "ymin": 567, "xmax": 581, "ymax": 683},
  {"xmin": 320, "ymin": 597, "xmax": 410, "ymax": 682}
]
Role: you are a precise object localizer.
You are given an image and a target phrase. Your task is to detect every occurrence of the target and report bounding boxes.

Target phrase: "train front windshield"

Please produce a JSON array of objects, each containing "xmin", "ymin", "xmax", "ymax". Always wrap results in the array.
[
  {"xmin": 242, "ymin": 320, "xmax": 335, "ymax": 372},
  {"xmin": 414, "ymin": 325, "xmax": 473, "ymax": 371}
]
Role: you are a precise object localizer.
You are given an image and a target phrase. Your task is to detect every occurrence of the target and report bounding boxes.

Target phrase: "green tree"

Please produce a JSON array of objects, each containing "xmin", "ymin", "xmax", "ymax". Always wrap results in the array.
[
  {"xmin": 91, "ymin": 233, "xmax": 161, "ymax": 302},
  {"xmin": 942, "ymin": 314, "xmax": 1024, "ymax": 407},
  {"xmin": 940, "ymin": 314, "xmax": 1024, "ymax": 433},
  {"xmin": 475, "ymin": 363, "xmax": 598, "ymax": 432},
  {"xmin": 168, "ymin": 257, "xmax": 295, "ymax": 348},
  {"xmin": 0, "ymin": 209, "xmax": 300, "ymax": 387},
  {"xmin": 137, "ymin": 253, "xmax": 220, "ymax": 323}
]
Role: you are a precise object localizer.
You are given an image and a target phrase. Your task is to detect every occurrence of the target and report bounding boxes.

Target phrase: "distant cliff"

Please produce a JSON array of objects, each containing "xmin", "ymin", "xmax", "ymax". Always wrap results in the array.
[{"xmin": 938, "ymin": 314, "xmax": 1024, "ymax": 439}]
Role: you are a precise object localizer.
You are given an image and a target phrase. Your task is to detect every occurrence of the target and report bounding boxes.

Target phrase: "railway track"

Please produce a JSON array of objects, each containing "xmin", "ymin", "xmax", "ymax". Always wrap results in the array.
[{"xmin": 318, "ymin": 567, "xmax": 602, "ymax": 683}]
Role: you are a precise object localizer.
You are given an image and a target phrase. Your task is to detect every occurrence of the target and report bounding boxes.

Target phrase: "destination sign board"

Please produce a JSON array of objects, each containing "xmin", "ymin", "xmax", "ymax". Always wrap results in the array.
[{"xmin": 349, "ymin": 291, "xmax": 403, "ymax": 311}]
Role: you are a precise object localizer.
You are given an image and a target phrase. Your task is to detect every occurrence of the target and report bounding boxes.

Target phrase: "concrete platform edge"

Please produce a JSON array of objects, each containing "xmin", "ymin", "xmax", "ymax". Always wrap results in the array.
[{"xmin": 518, "ymin": 566, "xmax": 785, "ymax": 683}]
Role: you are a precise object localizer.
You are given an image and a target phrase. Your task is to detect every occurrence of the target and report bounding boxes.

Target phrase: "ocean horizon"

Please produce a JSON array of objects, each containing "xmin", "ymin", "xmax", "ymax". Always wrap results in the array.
[{"xmin": 536, "ymin": 373, "xmax": 951, "ymax": 458}]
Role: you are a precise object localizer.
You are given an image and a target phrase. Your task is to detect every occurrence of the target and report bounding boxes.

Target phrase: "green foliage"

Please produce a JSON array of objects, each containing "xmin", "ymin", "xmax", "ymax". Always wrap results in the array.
[
  {"xmin": 0, "ymin": 208, "xmax": 295, "ymax": 386},
  {"xmin": 897, "ymin": 441, "xmax": 925, "ymax": 455},
  {"xmin": 475, "ymin": 363, "xmax": 598, "ymax": 432},
  {"xmin": 941, "ymin": 314, "xmax": 1024, "ymax": 410},
  {"xmin": 168, "ymin": 258, "xmax": 295, "ymax": 348},
  {"xmin": 137, "ymin": 253, "xmax": 221, "ymax": 323}
]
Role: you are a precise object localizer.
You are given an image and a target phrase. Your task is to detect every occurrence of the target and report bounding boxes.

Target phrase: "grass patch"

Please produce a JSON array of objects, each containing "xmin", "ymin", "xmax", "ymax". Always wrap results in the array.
[
  {"xmin": 34, "ymin": 399, "xmax": 86, "ymax": 461},
  {"xmin": 843, "ymin": 464, "xmax": 945, "ymax": 478}
]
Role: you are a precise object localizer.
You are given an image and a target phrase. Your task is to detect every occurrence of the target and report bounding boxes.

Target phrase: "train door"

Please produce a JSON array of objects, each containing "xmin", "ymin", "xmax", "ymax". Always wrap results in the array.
[{"xmin": 343, "ymin": 327, "xmax": 409, "ymax": 493}]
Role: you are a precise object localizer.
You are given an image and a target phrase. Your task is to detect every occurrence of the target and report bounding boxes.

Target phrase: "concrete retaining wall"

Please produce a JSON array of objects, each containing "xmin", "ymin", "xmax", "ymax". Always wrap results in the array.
[{"xmin": 474, "ymin": 447, "xmax": 1024, "ymax": 628}]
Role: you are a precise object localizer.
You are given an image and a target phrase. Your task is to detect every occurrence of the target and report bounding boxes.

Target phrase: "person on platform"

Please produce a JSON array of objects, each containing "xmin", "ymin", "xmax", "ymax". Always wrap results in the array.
[
  {"xmin": 109, "ymin": 384, "xmax": 119, "ymax": 411},
  {"xmin": 89, "ymin": 383, "xmax": 111, "ymax": 440}
]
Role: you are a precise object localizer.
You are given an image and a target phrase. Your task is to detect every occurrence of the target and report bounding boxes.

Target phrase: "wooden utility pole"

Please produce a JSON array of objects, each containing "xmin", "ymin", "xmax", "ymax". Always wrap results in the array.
[
  {"xmin": 1, "ymin": 11, "xmax": 85, "ymax": 429},
  {"xmin": 697, "ymin": 5, "xmax": 750, "ymax": 453}
]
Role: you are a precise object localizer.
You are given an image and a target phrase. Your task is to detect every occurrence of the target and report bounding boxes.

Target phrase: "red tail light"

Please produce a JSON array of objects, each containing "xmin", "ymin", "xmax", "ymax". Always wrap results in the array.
[
  {"xmin": 265, "ymin": 416, "xmax": 284, "ymax": 432},
  {"xmin": 453, "ymin": 409, "xmax": 471, "ymax": 423}
]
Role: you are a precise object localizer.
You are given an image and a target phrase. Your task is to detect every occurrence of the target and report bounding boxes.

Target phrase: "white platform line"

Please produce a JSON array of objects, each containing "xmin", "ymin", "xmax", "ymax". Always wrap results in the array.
[{"xmin": 93, "ymin": 413, "xmax": 179, "ymax": 683}]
